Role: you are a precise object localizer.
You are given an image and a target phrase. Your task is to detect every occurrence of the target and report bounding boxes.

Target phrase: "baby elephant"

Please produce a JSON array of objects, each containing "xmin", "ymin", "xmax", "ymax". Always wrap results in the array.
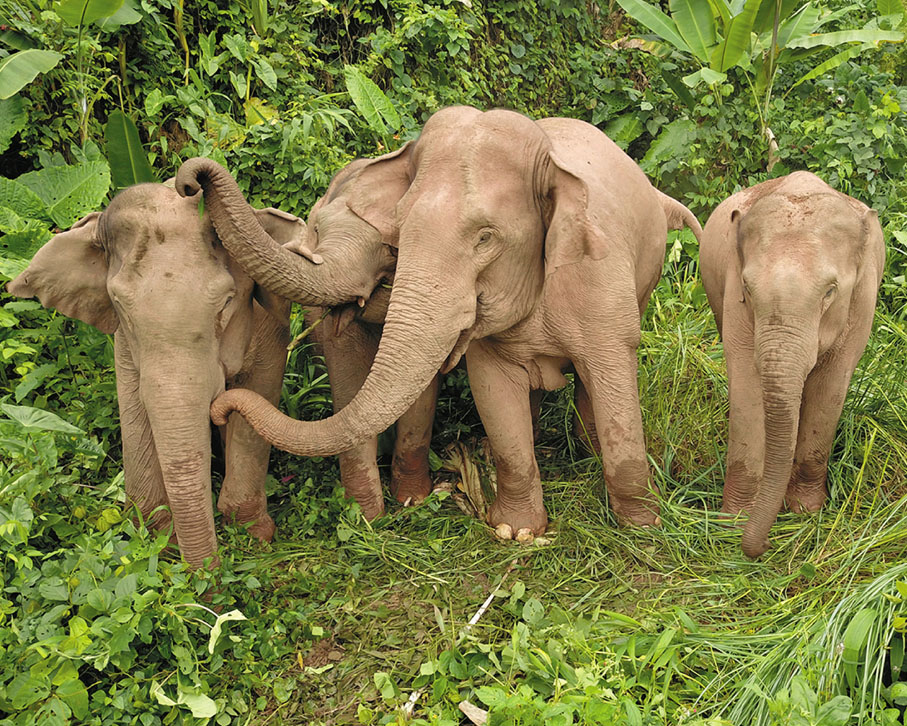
[
  {"xmin": 7, "ymin": 182, "xmax": 306, "ymax": 567},
  {"xmin": 700, "ymin": 171, "xmax": 885, "ymax": 558}
]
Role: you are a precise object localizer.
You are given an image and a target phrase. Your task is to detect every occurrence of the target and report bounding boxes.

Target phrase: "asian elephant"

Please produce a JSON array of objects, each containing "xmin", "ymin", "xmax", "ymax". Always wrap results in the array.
[
  {"xmin": 699, "ymin": 171, "xmax": 885, "ymax": 558},
  {"xmin": 6, "ymin": 182, "xmax": 306, "ymax": 567},
  {"xmin": 176, "ymin": 154, "xmax": 439, "ymax": 520},
  {"xmin": 206, "ymin": 107, "xmax": 702, "ymax": 536}
]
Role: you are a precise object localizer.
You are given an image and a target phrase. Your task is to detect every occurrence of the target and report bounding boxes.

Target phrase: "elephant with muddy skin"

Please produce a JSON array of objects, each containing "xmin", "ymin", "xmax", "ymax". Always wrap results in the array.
[
  {"xmin": 189, "ymin": 107, "xmax": 702, "ymax": 537},
  {"xmin": 6, "ymin": 182, "xmax": 308, "ymax": 567},
  {"xmin": 700, "ymin": 171, "xmax": 885, "ymax": 558}
]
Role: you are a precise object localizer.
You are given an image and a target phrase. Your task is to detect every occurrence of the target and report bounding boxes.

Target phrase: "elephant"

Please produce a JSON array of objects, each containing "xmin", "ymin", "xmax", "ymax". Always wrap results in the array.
[
  {"xmin": 699, "ymin": 171, "xmax": 885, "ymax": 558},
  {"xmin": 177, "ymin": 154, "xmax": 439, "ymax": 521},
  {"xmin": 6, "ymin": 182, "xmax": 308, "ymax": 567},
  {"xmin": 203, "ymin": 107, "xmax": 703, "ymax": 537}
]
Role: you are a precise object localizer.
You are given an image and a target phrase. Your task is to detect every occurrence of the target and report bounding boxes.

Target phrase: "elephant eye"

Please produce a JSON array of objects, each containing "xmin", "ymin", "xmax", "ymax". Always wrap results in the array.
[
  {"xmin": 477, "ymin": 230, "xmax": 493, "ymax": 247},
  {"xmin": 824, "ymin": 284, "xmax": 837, "ymax": 299}
]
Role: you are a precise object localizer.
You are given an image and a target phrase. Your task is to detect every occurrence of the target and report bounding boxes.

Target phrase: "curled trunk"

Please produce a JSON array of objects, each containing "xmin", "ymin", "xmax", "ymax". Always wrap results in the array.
[
  {"xmin": 211, "ymin": 250, "xmax": 473, "ymax": 456},
  {"xmin": 175, "ymin": 157, "xmax": 362, "ymax": 306},
  {"xmin": 741, "ymin": 330, "xmax": 811, "ymax": 558}
]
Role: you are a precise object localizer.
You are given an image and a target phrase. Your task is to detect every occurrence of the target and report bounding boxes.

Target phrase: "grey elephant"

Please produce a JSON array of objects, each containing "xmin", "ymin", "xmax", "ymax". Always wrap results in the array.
[
  {"xmin": 176, "ymin": 154, "xmax": 439, "ymax": 521},
  {"xmin": 699, "ymin": 171, "xmax": 885, "ymax": 558},
  {"xmin": 201, "ymin": 107, "xmax": 702, "ymax": 537},
  {"xmin": 6, "ymin": 183, "xmax": 306, "ymax": 567}
]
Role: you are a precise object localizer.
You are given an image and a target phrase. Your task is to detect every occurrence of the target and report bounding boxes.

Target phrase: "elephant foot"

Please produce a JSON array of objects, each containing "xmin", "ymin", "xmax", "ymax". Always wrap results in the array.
[
  {"xmin": 720, "ymin": 495, "xmax": 753, "ymax": 518},
  {"xmin": 785, "ymin": 483, "xmax": 827, "ymax": 513},
  {"xmin": 487, "ymin": 496, "xmax": 548, "ymax": 538},
  {"xmin": 390, "ymin": 465, "xmax": 433, "ymax": 506},
  {"xmin": 218, "ymin": 501, "xmax": 276, "ymax": 542},
  {"xmin": 340, "ymin": 461, "xmax": 385, "ymax": 520},
  {"xmin": 612, "ymin": 498, "xmax": 661, "ymax": 528}
]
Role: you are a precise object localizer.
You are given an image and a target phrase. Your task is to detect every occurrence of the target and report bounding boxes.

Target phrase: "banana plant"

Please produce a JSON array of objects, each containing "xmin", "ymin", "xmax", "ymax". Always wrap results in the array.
[
  {"xmin": 615, "ymin": 0, "xmax": 903, "ymax": 166},
  {"xmin": 615, "ymin": 0, "xmax": 903, "ymax": 109}
]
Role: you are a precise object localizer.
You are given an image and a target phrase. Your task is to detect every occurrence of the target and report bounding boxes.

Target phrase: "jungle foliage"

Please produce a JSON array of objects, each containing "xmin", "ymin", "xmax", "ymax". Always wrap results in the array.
[{"xmin": 0, "ymin": 0, "xmax": 906, "ymax": 724}]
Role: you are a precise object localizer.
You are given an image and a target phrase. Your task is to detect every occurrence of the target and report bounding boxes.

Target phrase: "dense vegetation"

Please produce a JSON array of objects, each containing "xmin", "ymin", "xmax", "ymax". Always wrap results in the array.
[{"xmin": 1, "ymin": 0, "xmax": 906, "ymax": 724}]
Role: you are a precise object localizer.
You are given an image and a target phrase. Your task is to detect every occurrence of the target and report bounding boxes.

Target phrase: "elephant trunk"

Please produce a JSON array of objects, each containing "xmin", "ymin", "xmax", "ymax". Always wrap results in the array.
[
  {"xmin": 741, "ymin": 323, "xmax": 814, "ymax": 558},
  {"xmin": 175, "ymin": 157, "xmax": 364, "ymax": 306},
  {"xmin": 141, "ymin": 371, "xmax": 219, "ymax": 568},
  {"xmin": 211, "ymin": 243, "xmax": 474, "ymax": 456}
]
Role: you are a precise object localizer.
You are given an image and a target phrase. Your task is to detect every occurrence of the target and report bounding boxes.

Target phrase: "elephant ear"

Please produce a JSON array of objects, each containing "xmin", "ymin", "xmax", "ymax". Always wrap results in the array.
[
  {"xmin": 6, "ymin": 212, "xmax": 118, "ymax": 334},
  {"xmin": 543, "ymin": 153, "xmax": 610, "ymax": 274},
  {"xmin": 345, "ymin": 141, "xmax": 414, "ymax": 246}
]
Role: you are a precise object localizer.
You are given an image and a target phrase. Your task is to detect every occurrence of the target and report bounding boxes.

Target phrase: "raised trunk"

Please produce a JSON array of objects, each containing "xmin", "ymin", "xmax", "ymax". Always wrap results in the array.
[
  {"xmin": 741, "ymin": 330, "xmax": 811, "ymax": 558},
  {"xmin": 175, "ymin": 157, "xmax": 364, "ymax": 306},
  {"xmin": 142, "ymin": 379, "xmax": 218, "ymax": 568},
  {"xmin": 211, "ymin": 248, "xmax": 474, "ymax": 456}
]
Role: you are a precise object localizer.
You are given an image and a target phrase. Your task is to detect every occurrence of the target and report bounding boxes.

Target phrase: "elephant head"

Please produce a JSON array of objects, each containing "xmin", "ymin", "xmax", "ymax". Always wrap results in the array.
[
  {"xmin": 174, "ymin": 149, "xmax": 412, "ymax": 319},
  {"xmin": 6, "ymin": 183, "xmax": 304, "ymax": 567},
  {"xmin": 211, "ymin": 106, "xmax": 612, "ymax": 456},
  {"xmin": 731, "ymin": 171, "xmax": 883, "ymax": 557}
]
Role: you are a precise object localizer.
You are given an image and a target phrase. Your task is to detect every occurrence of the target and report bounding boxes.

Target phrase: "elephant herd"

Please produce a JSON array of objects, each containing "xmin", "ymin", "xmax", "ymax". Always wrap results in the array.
[{"xmin": 7, "ymin": 105, "xmax": 885, "ymax": 568}]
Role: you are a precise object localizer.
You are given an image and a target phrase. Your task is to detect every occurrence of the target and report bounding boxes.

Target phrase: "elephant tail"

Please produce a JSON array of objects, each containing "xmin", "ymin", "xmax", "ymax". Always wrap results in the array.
[{"xmin": 656, "ymin": 189, "xmax": 703, "ymax": 242}]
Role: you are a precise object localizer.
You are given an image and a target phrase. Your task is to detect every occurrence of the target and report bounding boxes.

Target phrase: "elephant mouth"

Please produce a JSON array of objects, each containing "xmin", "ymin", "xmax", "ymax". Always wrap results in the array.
[{"xmin": 442, "ymin": 322, "xmax": 478, "ymax": 373}]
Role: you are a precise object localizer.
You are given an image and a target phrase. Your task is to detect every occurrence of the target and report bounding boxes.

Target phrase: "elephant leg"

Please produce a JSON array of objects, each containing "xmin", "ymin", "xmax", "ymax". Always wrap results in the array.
[
  {"xmin": 786, "ymin": 349, "xmax": 859, "ymax": 513},
  {"xmin": 218, "ymin": 304, "xmax": 288, "ymax": 542},
  {"xmin": 572, "ymin": 378, "xmax": 599, "ymax": 453},
  {"xmin": 115, "ymin": 332, "xmax": 171, "ymax": 534},
  {"xmin": 391, "ymin": 374, "xmax": 439, "ymax": 504},
  {"xmin": 319, "ymin": 316, "xmax": 385, "ymax": 520},
  {"xmin": 530, "ymin": 389, "xmax": 543, "ymax": 443},
  {"xmin": 721, "ymin": 302, "xmax": 763, "ymax": 515},
  {"xmin": 467, "ymin": 340, "xmax": 547, "ymax": 536},
  {"xmin": 576, "ymin": 353, "xmax": 658, "ymax": 527}
]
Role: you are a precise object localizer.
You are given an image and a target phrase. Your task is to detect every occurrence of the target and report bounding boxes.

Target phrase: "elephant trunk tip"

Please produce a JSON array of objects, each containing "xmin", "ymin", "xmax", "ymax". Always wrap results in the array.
[
  {"xmin": 741, "ymin": 532, "xmax": 771, "ymax": 559},
  {"xmin": 210, "ymin": 390, "xmax": 244, "ymax": 426},
  {"xmin": 175, "ymin": 157, "xmax": 217, "ymax": 199}
]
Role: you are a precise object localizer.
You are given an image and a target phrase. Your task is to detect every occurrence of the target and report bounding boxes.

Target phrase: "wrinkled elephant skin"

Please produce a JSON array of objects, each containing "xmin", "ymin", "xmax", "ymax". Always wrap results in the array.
[
  {"xmin": 699, "ymin": 171, "xmax": 885, "ymax": 558},
  {"xmin": 211, "ymin": 108, "xmax": 702, "ymax": 538},
  {"xmin": 6, "ymin": 183, "xmax": 302, "ymax": 567}
]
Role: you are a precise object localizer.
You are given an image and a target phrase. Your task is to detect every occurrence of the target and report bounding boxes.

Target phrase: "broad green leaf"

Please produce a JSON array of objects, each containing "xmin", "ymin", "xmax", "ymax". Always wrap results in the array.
[
  {"xmin": 878, "ymin": 0, "xmax": 905, "ymax": 15},
  {"xmin": 683, "ymin": 66, "xmax": 728, "ymax": 85},
  {"xmin": 0, "ymin": 49, "xmax": 64, "ymax": 100},
  {"xmin": 0, "ymin": 177, "xmax": 47, "ymax": 220},
  {"xmin": 707, "ymin": 0, "xmax": 732, "ymax": 28},
  {"xmin": 641, "ymin": 118, "xmax": 697, "ymax": 173},
  {"xmin": 787, "ymin": 28, "xmax": 903, "ymax": 48},
  {"xmin": 710, "ymin": 0, "xmax": 762, "ymax": 71},
  {"xmin": 150, "ymin": 681, "xmax": 177, "ymax": 707},
  {"xmin": 605, "ymin": 113, "xmax": 645, "ymax": 149},
  {"xmin": 0, "ymin": 95, "xmax": 26, "ymax": 154},
  {"xmin": 662, "ymin": 69, "xmax": 698, "ymax": 109},
  {"xmin": 17, "ymin": 160, "xmax": 111, "ymax": 229},
  {"xmin": 0, "ymin": 29, "xmax": 36, "ymax": 50},
  {"xmin": 343, "ymin": 65, "xmax": 401, "ymax": 135},
  {"xmin": 252, "ymin": 57, "xmax": 277, "ymax": 91},
  {"xmin": 753, "ymin": 0, "xmax": 802, "ymax": 36},
  {"xmin": 670, "ymin": 0, "xmax": 717, "ymax": 62},
  {"xmin": 6, "ymin": 673, "xmax": 49, "ymax": 709},
  {"xmin": 105, "ymin": 110, "xmax": 155, "ymax": 190},
  {"xmin": 208, "ymin": 609, "xmax": 247, "ymax": 654},
  {"xmin": 56, "ymin": 678, "xmax": 89, "ymax": 720},
  {"xmin": 56, "ymin": 0, "xmax": 124, "ymax": 26},
  {"xmin": 815, "ymin": 695, "xmax": 853, "ymax": 726},
  {"xmin": 244, "ymin": 96, "xmax": 279, "ymax": 125},
  {"xmin": 789, "ymin": 43, "xmax": 871, "ymax": 88},
  {"xmin": 1, "ymin": 403, "xmax": 85, "ymax": 435},
  {"xmin": 0, "ymin": 206, "xmax": 53, "ymax": 259},
  {"xmin": 777, "ymin": 3, "xmax": 821, "ymax": 48},
  {"xmin": 373, "ymin": 672, "xmax": 397, "ymax": 703},
  {"xmin": 614, "ymin": 0, "xmax": 692, "ymax": 53},
  {"xmin": 96, "ymin": 0, "xmax": 141, "ymax": 29},
  {"xmin": 841, "ymin": 607, "xmax": 876, "ymax": 687}
]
